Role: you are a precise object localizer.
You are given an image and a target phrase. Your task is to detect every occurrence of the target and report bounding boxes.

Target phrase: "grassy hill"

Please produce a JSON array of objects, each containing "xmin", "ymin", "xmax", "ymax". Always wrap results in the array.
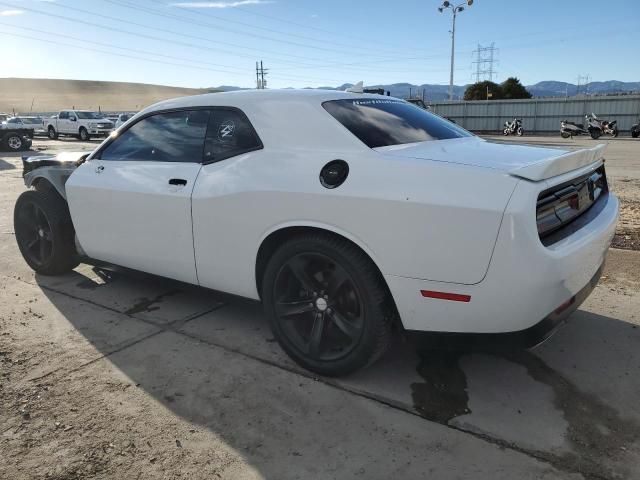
[{"xmin": 0, "ymin": 78, "xmax": 219, "ymax": 114}]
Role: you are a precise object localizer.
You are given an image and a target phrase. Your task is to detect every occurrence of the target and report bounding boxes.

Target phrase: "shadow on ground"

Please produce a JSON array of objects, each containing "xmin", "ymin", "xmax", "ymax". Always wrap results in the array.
[{"xmin": 36, "ymin": 267, "xmax": 640, "ymax": 479}]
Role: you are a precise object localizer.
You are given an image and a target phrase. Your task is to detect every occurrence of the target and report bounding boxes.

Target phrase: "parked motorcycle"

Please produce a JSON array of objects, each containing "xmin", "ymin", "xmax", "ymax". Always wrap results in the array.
[
  {"xmin": 560, "ymin": 114, "xmax": 616, "ymax": 140},
  {"xmin": 560, "ymin": 118, "xmax": 591, "ymax": 138},
  {"xmin": 588, "ymin": 113, "xmax": 618, "ymax": 138},
  {"xmin": 503, "ymin": 118, "xmax": 524, "ymax": 136},
  {"xmin": 631, "ymin": 119, "xmax": 640, "ymax": 139}
]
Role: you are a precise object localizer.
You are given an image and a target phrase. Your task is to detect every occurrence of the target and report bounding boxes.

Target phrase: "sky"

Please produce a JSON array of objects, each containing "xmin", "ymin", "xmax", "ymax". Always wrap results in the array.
[{"xmin": 0, "ymin": 0, "xmax": 638, "ymax": 89}]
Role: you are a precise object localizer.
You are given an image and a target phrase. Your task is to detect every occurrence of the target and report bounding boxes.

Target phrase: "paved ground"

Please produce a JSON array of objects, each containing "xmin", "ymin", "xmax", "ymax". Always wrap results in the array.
[{"xmin": 1, "ymin": 137, "xmax": 640, "ymax": 479}]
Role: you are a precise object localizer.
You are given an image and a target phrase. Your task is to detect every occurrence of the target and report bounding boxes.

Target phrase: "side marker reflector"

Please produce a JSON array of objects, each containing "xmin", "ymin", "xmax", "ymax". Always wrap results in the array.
[{"xmin": 421, "ymin": 290, "xmax": 471, "ymax": 303}]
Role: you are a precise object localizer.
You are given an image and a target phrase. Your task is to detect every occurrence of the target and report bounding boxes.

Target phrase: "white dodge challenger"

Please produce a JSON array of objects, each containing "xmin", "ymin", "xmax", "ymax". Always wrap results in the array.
[{"xmin": 14, "ymin": 90, "xmax": 618, "ymax": 376}]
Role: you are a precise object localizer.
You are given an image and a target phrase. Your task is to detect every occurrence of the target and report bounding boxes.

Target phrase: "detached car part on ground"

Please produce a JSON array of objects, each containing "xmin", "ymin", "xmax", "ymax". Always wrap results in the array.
[{"xmin": 14, "ymin": 90, "xmax": 618, "ymax": 376}]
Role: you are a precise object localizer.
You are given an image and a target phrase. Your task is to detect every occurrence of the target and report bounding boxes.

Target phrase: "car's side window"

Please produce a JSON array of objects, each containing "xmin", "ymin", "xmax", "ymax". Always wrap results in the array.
[
  {"xmin": 203, "ymin": 108, "xmax": 262, "ymax": 163},
  {"xmin": 99, "ymin": 110, "xmax": 211, "ymax": 163},
  {"xmin": 59, "ymin": 112, "xmax": 69, "ymax": 120}
]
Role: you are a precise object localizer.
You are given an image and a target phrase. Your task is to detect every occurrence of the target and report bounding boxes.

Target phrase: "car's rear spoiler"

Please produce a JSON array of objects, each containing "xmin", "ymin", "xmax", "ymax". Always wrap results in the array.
[{"xmin": 509, "ymin": 144, "xmax": 606, "ymax": 181}]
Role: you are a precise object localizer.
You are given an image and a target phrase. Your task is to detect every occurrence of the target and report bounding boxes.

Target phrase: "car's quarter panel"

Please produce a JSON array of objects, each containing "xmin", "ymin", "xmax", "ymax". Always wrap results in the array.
[
  {"xmin": 389, "ymin": 161, "xmax": 618, "ymax": 333},
  {"xmin": 66, "ymin": 160, "xmax": 201, "ymax": 284},
  {"xmin": 191, "ymin": 140, "xmax": 518, "ymax": 300}
]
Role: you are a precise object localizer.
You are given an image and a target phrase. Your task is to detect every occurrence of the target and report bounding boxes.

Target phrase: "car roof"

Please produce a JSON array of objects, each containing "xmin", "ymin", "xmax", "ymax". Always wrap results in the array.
[
  {"xmin": 132, "ymin": 89, "xmax": 405, "ymax": 153},
  {"xmin": 144, "ymin": 89, "xmax": 395, "ymax": 112}
]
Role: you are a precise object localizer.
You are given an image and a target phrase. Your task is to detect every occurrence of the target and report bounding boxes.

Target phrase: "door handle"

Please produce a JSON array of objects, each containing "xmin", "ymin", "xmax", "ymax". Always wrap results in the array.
[
  {"xmin": 95, "ymin": 165, "xmax": 104, "ymax": 174},
  {"xmin": 168, "ymin": 178, "xmax": 187, "ymax": 186}
]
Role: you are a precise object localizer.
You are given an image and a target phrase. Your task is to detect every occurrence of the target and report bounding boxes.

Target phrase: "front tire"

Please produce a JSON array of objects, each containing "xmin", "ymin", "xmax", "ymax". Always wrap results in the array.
[
  {"xmin": 78, "ymin": 127, "xmax": 90, "ymax": 141},
  {"xmin": 48, "ymin": 127, "xmax": 58, "ymax": 140},
  {"xmin": 14, "ymin": 190, "xmax": 79, "ymax": 275},
  {"xmin": 262, "ymin": 233, "xmax": 393, "ymax": 376},
  {"xmin": 517, "ymin": 127, "xmax": 524, "ymax": 136},
  {"xmin": 561, "ymin": 131, "xmax": 571, "ymax": 139},
  {"xmin": 590, "ymin": 129, "xmax": 602, "ymax": 140}
]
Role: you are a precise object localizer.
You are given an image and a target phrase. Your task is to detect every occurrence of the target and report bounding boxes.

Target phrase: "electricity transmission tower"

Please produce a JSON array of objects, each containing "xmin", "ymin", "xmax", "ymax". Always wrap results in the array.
[
  {"xmin": 256, "ymin": 61, "xmax": 268, "ymax": 89},
  {"xmin": 472, "ymin": 43, "xmax": 498, "ymax": 83},
  {"xmin": 576, "ymin": 74, "xmax": 591, "ymax": 96}
]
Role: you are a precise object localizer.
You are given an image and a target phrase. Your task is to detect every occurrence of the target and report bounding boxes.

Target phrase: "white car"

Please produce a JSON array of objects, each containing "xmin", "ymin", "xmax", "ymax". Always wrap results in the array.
[
  {"xmin": 114, "ymin": 113, "xmax": 133, "ymax": 129},
  {"xmin": 2, "ymin": 116, "xmax": 46, "ymax": 137},
  {"xmin": 14, "ymin": 90, "xmax": 618, "ymax": 376},
  {"xmin": 45, "ymin": 110, "xmax": 114, "ymax": 141}
]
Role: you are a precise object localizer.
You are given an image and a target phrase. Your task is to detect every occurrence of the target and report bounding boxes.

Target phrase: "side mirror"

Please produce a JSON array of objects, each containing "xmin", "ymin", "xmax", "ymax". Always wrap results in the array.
[{"xmin": 70, "ymin": 117, "xmax": 76, "ymax": 122}]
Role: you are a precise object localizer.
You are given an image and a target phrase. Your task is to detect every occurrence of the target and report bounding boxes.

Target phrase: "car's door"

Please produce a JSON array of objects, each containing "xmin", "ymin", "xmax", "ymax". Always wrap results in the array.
[
  {"xmin": 66, "ymin": 109, "xmax": 211, "ymax": 284},
  {"xmin": 57, "ymin": 111, "xmax": 71, "ymax": 133}
]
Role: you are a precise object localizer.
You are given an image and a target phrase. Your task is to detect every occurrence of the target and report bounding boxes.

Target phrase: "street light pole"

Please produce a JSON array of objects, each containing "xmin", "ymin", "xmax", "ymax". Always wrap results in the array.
[
  {"xmin": 438, "ymin": 0, "xmax": 474, "ymax": 101},
  {"xmin": 448, "ymin": 9, "xmax": 456, "ymax": 102}
]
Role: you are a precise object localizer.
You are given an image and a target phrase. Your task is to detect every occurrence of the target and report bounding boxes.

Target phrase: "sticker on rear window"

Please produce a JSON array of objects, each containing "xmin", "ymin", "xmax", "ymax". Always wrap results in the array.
[{"xmin": 218, "ymin": 119, "xmax": 235, "ymax": 142}]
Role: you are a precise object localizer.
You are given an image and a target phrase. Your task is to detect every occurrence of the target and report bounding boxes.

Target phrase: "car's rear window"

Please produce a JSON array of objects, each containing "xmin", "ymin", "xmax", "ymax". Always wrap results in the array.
[{"xmin": 322, "ymin": 98, "xmax": 472, "ymax": 148}]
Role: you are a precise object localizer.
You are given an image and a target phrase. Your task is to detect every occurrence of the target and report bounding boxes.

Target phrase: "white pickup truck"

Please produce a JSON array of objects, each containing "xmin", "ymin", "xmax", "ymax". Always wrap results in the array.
[{"xmin": 45, "ymin": 110, "xmax": 114, "ymax": 141}]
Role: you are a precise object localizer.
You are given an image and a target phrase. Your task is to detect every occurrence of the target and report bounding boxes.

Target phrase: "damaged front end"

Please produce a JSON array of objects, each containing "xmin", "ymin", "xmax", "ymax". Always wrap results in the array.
[{"xmin": 22, "ymin": 151, "xmax": 89, "ymax": 200}]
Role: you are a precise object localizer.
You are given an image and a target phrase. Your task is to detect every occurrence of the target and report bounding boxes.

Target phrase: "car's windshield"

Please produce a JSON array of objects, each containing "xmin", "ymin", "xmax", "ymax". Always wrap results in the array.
[
  {"xmin": 323, "ymin": 98, "xmax": 472, "ymax": 148},
  {"xmin": 76, "ymin": 111, "xmax": 104, "ymax": 119}
]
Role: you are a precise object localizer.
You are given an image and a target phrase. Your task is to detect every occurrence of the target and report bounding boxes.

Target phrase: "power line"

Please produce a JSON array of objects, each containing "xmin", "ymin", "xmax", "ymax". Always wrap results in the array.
[
  {"xmin": 100, "ymin": 0, "xmax": 406, "ymax": 60},
  {"xmin": 0, "ymin": 30, "xmax": 248, "ymax": 76},
  {"xmin": 137, "ymin": 0, "xmax": 415, "ymax": 57},
  {"xmin": 232, "ymin": 3, "xmax": 434, "ymax": 54},
  {"xmin": 0, "ymin": 22, "xmax": 247, "ymax": 74},
  {"xmin": 0, "ymin": 1, "xmax": 328, "ymax": 68}
]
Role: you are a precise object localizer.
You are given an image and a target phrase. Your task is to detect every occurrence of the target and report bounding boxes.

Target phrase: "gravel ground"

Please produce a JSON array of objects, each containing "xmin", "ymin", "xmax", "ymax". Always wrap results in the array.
[{"xmin": 1, "ymin": 137, "xmax": 640, "ymax": 479}]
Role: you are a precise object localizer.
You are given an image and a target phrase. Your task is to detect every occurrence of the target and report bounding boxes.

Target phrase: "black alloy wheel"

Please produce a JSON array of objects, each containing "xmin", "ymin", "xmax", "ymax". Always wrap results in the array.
[
  {"xmin": 14, "ymin": 190, "xmax": 79, "ymax": 275},
  {"xmin": 262, "ymin": 233, "xmax": 393, "ymax": 376},
  {"xmin": 273, "ymin": 252, "xmax": 365, "ymax": 362},
  {"xmin": 15, "ymin": 199, "xmax": 53, "ymax": 267}
]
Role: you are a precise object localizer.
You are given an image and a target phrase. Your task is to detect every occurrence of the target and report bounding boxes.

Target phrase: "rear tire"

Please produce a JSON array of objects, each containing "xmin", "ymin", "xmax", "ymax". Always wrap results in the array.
[
  {"xmin": 632, "ymin": 129, "xmax": 640, "ymax": 139},
  {"xmin": 517, "ymin": 127, "xmax": 524, "ymax": 136},
  {"xmin": 560, "ymin": 131, "xmax": 571, "ymax": 139},
  {"xmin": 612, "ymin": 128, "xmax": 619, "ymax": 138},
  {"xmin": 14, "ymin": 190, "xmax": 79, "ymax": 275},
  {"xmin": 48, "ymin": 127, "xmax": 58, "ymax": 140},
  {"xmin": 590, "ymin": 129, "xmax": 602, "ymax": 140},
  {"xmin": 262, "ymin": 233, "xmax": 393, "ymax": 377}
]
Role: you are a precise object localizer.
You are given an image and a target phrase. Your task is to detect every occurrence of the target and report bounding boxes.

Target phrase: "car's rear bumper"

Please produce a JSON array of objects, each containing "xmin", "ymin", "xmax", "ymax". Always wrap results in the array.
[{"xmin": 385, "ymin": 184, "xmax": 618, "ymax": 335}]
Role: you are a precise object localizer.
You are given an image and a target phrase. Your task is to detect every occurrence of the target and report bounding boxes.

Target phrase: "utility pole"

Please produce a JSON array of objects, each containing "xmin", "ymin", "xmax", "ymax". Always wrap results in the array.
[
  {"xmin": 438, "ymin": 0, "xmax": 474, "ymax": 101},
  {"xmin": 256, "ymin": 61, "xmax": 268, "ymax": 89}
]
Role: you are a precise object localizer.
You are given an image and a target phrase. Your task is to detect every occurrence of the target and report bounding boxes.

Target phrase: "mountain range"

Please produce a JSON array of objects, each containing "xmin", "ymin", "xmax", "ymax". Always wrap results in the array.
[{"xmin": 214, "ymin": 80, "xmax": 640, "ymax": 101}]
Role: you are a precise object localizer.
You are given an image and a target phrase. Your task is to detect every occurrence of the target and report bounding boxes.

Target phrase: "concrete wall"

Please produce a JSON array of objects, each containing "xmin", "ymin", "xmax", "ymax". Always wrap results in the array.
[{"xmin": 428, "ymin": 95, "xmax": 640, "ymax": 133}]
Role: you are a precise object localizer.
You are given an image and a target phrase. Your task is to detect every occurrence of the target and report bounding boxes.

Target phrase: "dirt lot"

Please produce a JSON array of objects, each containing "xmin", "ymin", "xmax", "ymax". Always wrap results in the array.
[{"xmin": 1, "ymin": 136, "xmax": 640, "ymax": 479}]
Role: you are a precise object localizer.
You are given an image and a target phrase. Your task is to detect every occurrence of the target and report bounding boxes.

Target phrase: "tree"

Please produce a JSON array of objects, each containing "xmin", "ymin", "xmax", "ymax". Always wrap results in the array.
[
  {"xmin": 463, "ymin": 81, "xmax": 503, "ymax": 101},
  {"xmin": 501, "ymin": 77, "xmax": 532, "ymax": 99}
]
